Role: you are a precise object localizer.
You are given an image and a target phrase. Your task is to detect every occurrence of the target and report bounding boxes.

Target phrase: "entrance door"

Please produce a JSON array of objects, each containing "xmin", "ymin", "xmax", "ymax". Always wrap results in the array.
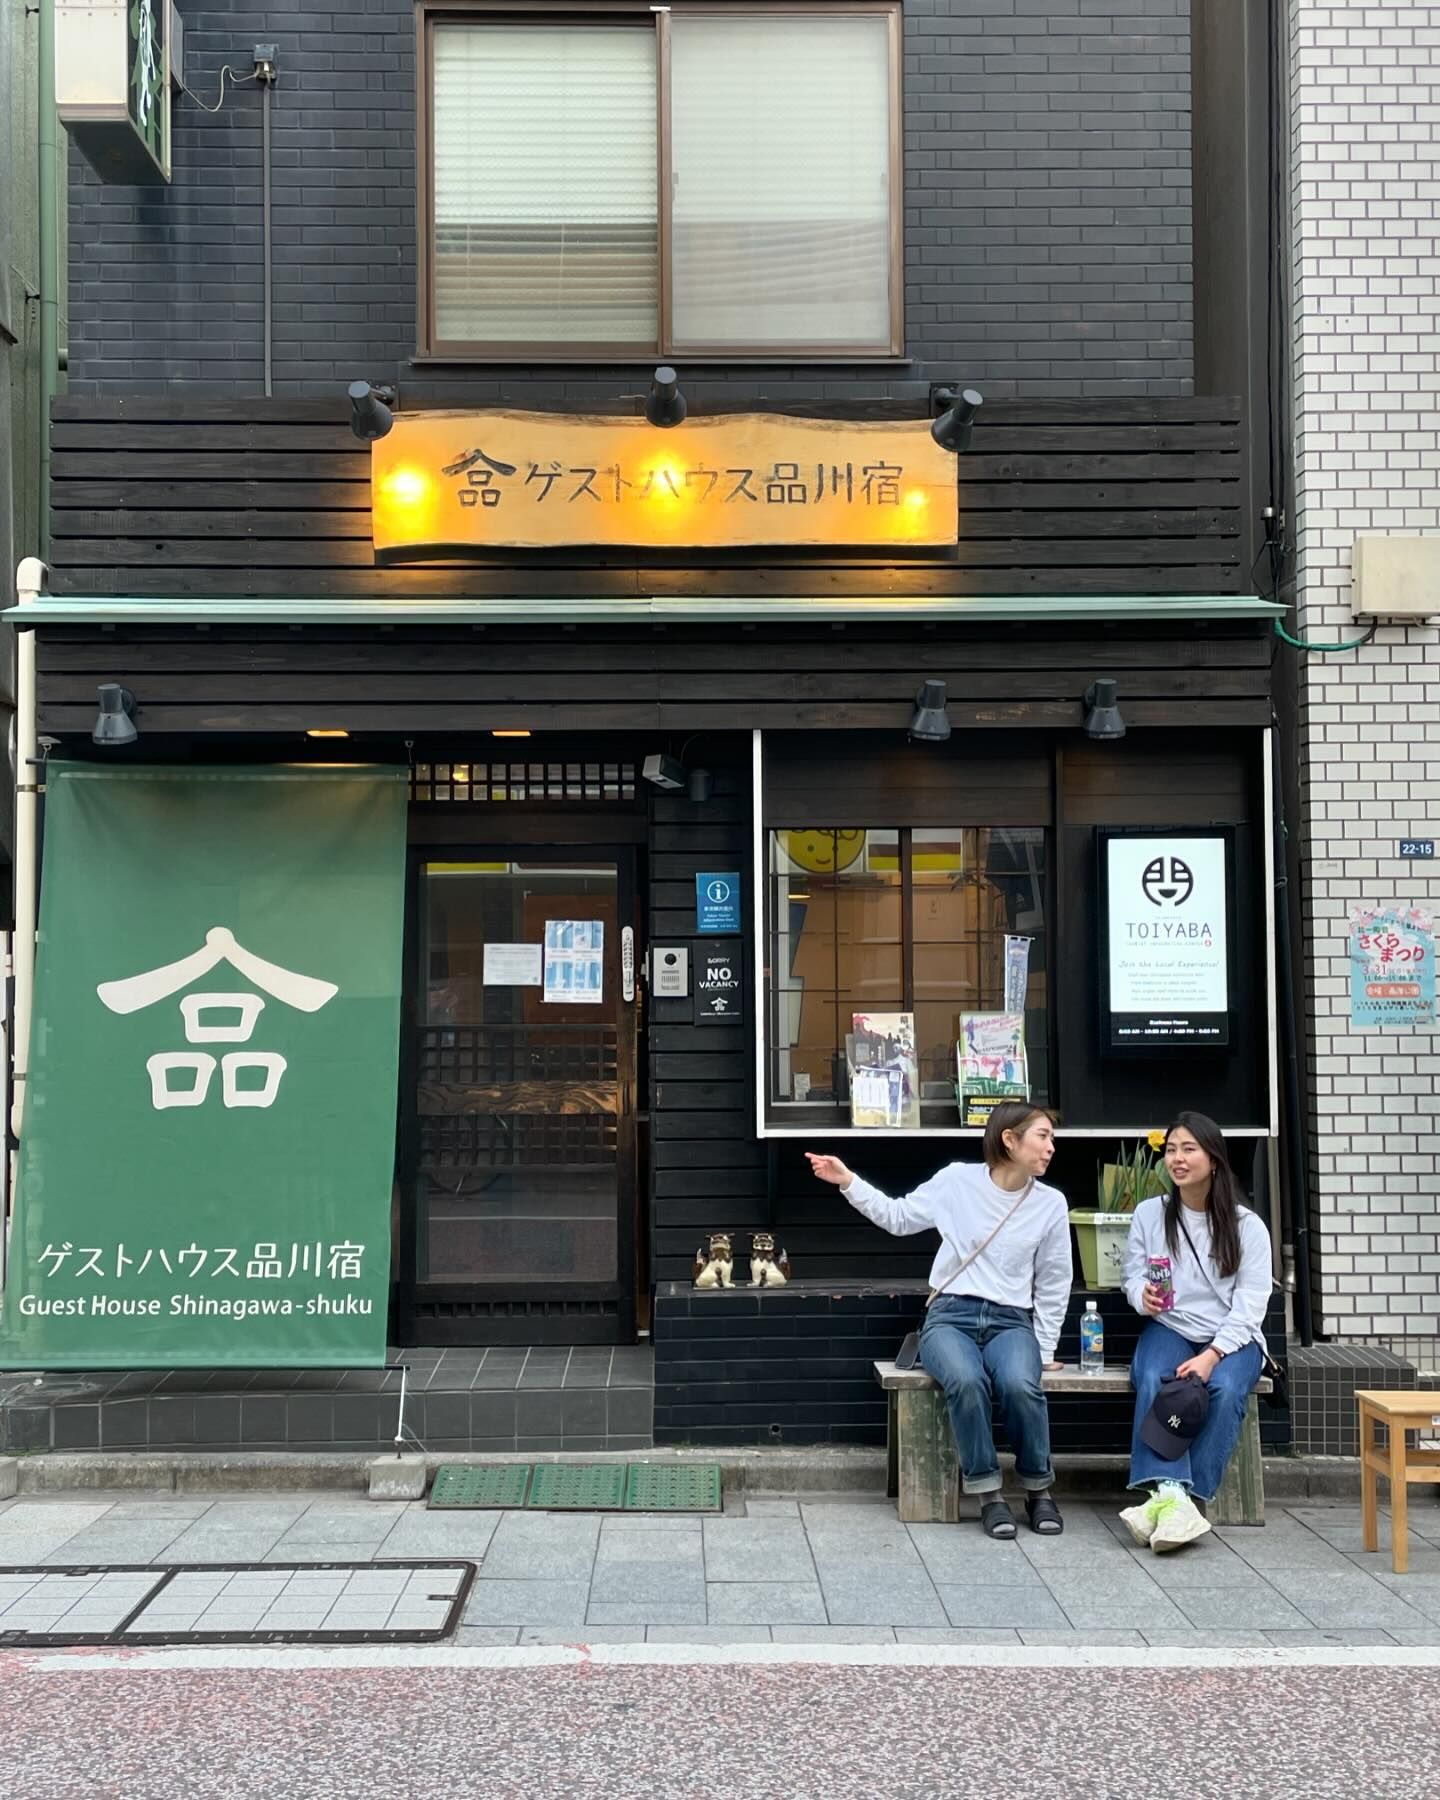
[{"xmin": 398, "ymin": 850, "xmax": 640, "ymax": 1345}]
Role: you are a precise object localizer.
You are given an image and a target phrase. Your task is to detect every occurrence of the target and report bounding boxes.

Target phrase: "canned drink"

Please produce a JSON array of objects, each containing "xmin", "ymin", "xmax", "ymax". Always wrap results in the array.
[{"xmin": 1147, "ymin": 1255, "xmax": 1175, "ymax": 1311}]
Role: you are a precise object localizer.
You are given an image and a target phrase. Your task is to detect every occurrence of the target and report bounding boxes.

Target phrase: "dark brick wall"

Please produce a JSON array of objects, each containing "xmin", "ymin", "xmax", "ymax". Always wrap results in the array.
[
  {"xmin": 653, "ymin": 1283, "xmax": 1290, "ymax": 1451},
  {"xmin": 66, "ymin": 0, "xmax": 1193, "ymax": 402}
]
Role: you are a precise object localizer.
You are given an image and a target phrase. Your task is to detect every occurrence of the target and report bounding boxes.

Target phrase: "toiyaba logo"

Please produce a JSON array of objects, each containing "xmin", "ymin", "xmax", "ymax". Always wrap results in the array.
[
  {"xmin": 1141, "ymin": 855, "xmax": 1194, "ymax": 907},
  {"xmin": 1127, "ymin": 919, "xmax": 1215, "ymax": 947}
]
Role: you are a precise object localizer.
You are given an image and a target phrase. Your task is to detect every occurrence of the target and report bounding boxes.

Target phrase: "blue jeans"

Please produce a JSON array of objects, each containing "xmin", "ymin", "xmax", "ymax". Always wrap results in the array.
[
  {"xmin": 919, "ymin": 1296, "xmax": 1053, "ymax": 1495},
  {"xmin": 1127, "ymin": 1319, "xmax": 1264, "ymax": 1503}
]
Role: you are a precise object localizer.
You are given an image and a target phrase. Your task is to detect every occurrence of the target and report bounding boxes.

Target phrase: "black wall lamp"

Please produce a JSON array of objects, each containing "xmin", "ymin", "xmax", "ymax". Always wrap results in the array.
[
  {"xmin": 348, "ymin": 380, "xmax": 395, "ymax": 441},
  {"xmin": 1082, "ymin": 678, "xmax": 1126, "ymax": 741},
  {"xmin": 92, "ymin": 684, "xmax": 138, "ymax": 746},
  {"xmin": 908, "ymin": 679, "xmax": 952, "ymax": 743},
  {"xmin": 930, "ymin": 385, "xmax": 983, "ymax": 453},
  {"xmin": 645, "ymin": 365, "xmax": 687, "ymax": 429},
  {"xmin": 643, "ymin": 748, "xmax": 712, "ymax": 802}
]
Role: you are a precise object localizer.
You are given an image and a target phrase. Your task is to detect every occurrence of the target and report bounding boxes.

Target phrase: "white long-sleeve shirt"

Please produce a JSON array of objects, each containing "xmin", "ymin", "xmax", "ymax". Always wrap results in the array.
[
  {"xmin": 842, "ymin": 1163, "xmax": 1073, "ymax": 1362},
  {"xmin": 1122, "ymin": 1195, "xmax": 1271, "ymax": 1355}
]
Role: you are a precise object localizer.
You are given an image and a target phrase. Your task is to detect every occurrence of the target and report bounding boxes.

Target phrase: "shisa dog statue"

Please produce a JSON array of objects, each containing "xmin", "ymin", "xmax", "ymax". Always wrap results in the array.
[
  {"xmin": 692, "ymin": 1232, "xmax": 735, "ymax": 1289},
  {"xmin": 749, "ymin": 1232, "xmax": 792, "ymax": 1288}
]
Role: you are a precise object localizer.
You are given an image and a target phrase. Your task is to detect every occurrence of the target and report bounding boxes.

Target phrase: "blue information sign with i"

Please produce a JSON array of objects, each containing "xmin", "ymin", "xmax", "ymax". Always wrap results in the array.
[{"xmin": 696, "ymin": 872, "xmax": 742, "ymax": 934}]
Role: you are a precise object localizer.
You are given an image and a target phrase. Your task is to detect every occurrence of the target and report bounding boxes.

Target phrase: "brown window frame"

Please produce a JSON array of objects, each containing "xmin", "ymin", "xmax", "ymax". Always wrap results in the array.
[{"xmin": 415, "ymin": 0, "xmax": 905, "ymax": 364}]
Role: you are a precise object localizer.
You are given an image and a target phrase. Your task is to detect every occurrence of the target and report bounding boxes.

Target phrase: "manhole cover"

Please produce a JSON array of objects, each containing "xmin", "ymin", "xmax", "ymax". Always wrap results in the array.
[
  {"xmin": 429, "ymin": 1464, "xmax": 532, "ymax": 1510},
  {"xmin": 0, "ymin": 1561, "xmax": 476, "ymax": 1648},
  {"xmin": 527, "ymin": 1464, "xmax": 629, "ymax": 1511},
  {"xmin": 624, "ymin": 1464, "xmax": 722, "ymax": 1513}
]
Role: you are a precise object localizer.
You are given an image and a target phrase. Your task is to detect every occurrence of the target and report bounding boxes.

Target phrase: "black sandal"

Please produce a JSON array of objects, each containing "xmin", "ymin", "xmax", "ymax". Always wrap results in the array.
[
  {"xmin": 980, "ymin": 1499, "xmax": 1017, "ymax": 1539},
  {"xmin": 1026, "ymin": 1493, "xmax": 1064, "ymax": 1535}
]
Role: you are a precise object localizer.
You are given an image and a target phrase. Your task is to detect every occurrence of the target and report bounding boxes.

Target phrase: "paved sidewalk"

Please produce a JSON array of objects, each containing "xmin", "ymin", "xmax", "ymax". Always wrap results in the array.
[{"xmin": 2, "ymin": 1490, "xmax": 1438, "ymax": 1648}]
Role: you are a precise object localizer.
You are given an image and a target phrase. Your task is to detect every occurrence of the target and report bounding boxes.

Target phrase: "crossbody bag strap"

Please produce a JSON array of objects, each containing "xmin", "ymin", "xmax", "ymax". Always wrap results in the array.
[
  {"xmin": 925, "ymin": 1178, "xmax": 1033, "ymax": 1308},
  {"xmin": 1173, "ymin": 1208, "xmax": 1227, "ymax": 1309},
  {"xmin": 1174, "ymin": 1207, "xmax": 1274, "ymax": 1370}
]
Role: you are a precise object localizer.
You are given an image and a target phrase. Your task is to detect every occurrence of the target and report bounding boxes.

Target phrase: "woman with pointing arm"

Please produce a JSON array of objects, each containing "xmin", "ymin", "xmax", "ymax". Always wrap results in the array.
[{"xmin": 807, "ymin": 1100, "xmax": 1073, "ymax": 1540}]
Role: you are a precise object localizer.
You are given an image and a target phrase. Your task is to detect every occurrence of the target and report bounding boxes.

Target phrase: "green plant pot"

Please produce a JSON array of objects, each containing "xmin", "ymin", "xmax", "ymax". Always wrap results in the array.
[{"xmin": 1068, "ymin": 1210, "xmax": 1133, "ymax": 1289}]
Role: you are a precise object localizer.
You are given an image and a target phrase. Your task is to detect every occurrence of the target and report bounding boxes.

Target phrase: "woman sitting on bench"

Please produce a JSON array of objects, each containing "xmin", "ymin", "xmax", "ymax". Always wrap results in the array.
[
  {"xmin": 807, "ymin": 1102, "xmax": 1073, "ymax": 1540},
  {"xmin": 1120, "ymin": 1111, "xmax": 1270, "ymax": 1552}
]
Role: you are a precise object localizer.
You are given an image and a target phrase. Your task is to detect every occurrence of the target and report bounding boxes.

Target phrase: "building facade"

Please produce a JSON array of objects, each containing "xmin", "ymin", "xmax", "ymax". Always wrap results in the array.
[
  {"xmin": 1288, "ymin": 3, "xmax": 1440, "ymax": 1405},
  {"xmin": 1, "ymin": 1, "xmax": 1296, "ymax": 1457}
]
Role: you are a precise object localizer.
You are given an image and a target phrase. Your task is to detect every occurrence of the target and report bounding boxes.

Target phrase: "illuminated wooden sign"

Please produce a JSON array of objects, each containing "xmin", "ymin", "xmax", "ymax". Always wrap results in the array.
[{"xmin": 371, "ymin": 412, "xmax": 958, "ymax": 553}]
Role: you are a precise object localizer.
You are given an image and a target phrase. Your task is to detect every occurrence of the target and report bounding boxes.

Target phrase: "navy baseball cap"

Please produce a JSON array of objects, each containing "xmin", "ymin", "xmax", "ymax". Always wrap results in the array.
[{"xmin": 1140, "ymin": 1374, "xmax": 1211, "ymax": 1459}]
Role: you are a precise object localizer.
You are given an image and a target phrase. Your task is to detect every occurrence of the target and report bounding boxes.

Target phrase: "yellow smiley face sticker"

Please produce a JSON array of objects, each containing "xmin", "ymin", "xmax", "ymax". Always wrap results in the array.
[{"xmin": 779, "ymin": 829, "xmax": 867, "ymax": 875}]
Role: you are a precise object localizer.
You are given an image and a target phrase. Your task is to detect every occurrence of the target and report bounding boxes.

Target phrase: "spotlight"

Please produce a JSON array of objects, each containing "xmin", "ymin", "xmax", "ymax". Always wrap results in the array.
[
  {"xmin": 930, "ymin": 386, "xmax": 983, "ymax": 454},
  {"xmin": 645, "ymin": 365, "xmax": 687, "ymax": 429},
  {"xmin": 1082, "ymin": 678, "xmax": 1126, "ymax": 741},
  {"xmin": 92, "ymin": 684, "xmax": 138, "ymax": 746},
  {"xmin": 908, "ymin": 680, "xmax": 951, "ymax": 743},
  {"xmin": 348, "ymin": 379, "xmax": 395, "ymax": 441},
  {"xmin": 686, "ymin": 768, "xmax": 714, "ymax": 804},
  {"xmin": 642, "ymin": 752, "xmax": 687, "ymax": 791}
]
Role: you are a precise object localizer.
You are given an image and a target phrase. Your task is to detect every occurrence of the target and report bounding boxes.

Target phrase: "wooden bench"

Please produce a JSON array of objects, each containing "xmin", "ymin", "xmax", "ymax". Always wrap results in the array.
[
  {"xmin": 875, "ymin": 1360, "xmax": 1271, "ymax": 1528},
  {"xmin": 1356, "ymin": 1388, "xmax": 1440, "ymax": 1574}
]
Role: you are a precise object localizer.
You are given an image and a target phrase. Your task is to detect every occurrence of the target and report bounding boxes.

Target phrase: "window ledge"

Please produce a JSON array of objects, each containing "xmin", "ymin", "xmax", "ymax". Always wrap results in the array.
[
  {"xmin": 759, "ymin": 1124, "xmax": 1272, "ymax": 1139},
  {"xmin": 409, "ymin": 353, "xmax": 915, "ymax": 371}
]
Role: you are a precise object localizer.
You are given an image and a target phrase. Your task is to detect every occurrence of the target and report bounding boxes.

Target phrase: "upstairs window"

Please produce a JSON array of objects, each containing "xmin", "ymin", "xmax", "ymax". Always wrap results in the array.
[{"xmin": 419, "ymin": 5, "xmax": 903, "ymax": 360}]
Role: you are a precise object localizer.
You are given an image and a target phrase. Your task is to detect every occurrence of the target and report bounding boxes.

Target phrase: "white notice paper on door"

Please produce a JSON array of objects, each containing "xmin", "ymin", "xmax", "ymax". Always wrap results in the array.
[
  {"xmin": 543, "ymin": 920, "xmax": 605, "ymax": 1004},
  {"xmin": 483, "ymin": 943, "xmax": 543, "ymax": 987}
]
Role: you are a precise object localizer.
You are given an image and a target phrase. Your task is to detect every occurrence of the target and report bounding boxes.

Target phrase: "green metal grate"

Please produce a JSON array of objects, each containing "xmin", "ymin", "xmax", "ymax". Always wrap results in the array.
[
  {"xmin": 624, "ymin": 1464, "xmax": 723, "ymax": 1513},
  {"xmin": 428, "ymin": 1464, "xmax": 533, "ymax": 1510},
  {"xmin": 424, "ymin": 1461, "xmax": 724, "ymax": 1513},
  {"xmin": 525, "ymin": 1464, "xmax": 629, "ymax": 1511}
]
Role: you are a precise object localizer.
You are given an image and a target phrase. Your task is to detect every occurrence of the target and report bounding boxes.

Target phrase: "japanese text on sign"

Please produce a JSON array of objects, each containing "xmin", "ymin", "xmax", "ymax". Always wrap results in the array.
[
  {"xmin": 372, "ymin": 413, "xmax": 959, "ymax": 552},
  {"xmin": 1349, "ymin": 904, "xmax": 1435, "ymax": 1028}
]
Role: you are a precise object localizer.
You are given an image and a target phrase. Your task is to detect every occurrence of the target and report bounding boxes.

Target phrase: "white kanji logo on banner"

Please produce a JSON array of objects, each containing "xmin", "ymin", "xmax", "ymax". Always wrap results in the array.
[{"xmin": 97, "ymin": 926, "xmax": 338, "ymax": 1111}]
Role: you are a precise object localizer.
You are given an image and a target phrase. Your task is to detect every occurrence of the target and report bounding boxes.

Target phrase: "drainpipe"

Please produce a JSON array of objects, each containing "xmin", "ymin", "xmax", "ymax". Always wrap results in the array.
[
  {"xmin": 11, "ymin": 559, "xmax": 45, "ymax": 1145},
  {"xmin": 38, "ymin": 0, "xmax": 60, "ymax": 553},
  {"xmin": 1273, "ymin": 777, "xmax": 1315, "ymax": 1348}
]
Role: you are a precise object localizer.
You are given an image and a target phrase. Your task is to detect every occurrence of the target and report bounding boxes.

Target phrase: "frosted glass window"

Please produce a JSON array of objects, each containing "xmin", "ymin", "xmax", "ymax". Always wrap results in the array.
[
  {"xmin": 424, "ymin": 10, "xmax": 898, "ymax": 357},
  {"xmin": 668, "ymin": 15, "xmax": 894, "ymax": 350},
  {"xmin": 431, "ymin": 25, "xmax": 659, "ymax": 348}
]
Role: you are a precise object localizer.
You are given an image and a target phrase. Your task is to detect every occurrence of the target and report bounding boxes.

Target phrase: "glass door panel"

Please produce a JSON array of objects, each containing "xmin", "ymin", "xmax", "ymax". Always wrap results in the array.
[{"xmin": 416, "ymin": 861, "xmax": 625, "ymax": 1291}]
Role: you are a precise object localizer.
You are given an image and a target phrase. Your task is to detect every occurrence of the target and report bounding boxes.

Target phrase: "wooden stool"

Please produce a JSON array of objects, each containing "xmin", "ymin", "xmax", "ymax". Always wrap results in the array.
[{"xmin": 1357, "ymin": 1388, "xmax": 1440, "ymax": 1574}]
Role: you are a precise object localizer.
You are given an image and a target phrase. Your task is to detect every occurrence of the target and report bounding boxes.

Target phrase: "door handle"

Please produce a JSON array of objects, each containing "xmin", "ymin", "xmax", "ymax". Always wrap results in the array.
[{"xmin": 621, "ymin": 926, "xmax": 635, "ymax": 1003}]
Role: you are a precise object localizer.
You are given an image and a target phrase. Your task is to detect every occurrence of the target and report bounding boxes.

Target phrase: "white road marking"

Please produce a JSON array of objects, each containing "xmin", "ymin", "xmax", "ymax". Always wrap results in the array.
[{"xmin": 4, "ymin": 1642, "xmax": 1440, "ymax": 1674}]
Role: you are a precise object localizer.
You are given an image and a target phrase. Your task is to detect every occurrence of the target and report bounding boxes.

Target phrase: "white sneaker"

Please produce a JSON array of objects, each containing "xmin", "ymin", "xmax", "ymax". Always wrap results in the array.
[
  {"xmin": 1149, "ymin": 1490, "xmax": 1212, "ymax": 1553},
  {"xmin": 1118, "ymin": 1493, "xmax": 1166, "ymax": 1546}
]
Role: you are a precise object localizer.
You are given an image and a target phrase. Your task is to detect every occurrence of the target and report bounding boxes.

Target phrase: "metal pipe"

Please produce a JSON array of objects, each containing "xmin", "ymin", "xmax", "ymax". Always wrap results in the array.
[
  {"xmin": 38, "ymin": 0, "xmax": 61, "ymax": 551},
  {"xmin": 11, "ymin": 560, "xmax": 45, "ymax": 1144},
  {"xmin": 1273, "ymin": 766, "xmax": 1315, "ymax": 1346},
  {"xmin": 262, "ymin": 77, "xmax": 272, "ymax": 397}
]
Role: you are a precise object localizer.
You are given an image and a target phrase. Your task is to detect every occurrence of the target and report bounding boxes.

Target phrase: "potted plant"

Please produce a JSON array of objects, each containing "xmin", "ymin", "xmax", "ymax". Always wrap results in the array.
[{"xmin": 1069, "ymin": 1131, "xmax": 1169, "ymax": 1288}]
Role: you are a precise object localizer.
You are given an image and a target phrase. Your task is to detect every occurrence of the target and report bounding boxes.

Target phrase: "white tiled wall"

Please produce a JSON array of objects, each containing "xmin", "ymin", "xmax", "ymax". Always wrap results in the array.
[{"xmin": 1290, "ymin": 4, "xmax": 1440, "ymax": 1344}]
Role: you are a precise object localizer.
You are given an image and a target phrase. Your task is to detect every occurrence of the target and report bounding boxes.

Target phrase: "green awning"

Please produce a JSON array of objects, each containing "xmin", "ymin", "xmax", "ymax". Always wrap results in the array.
[{"xmin": 5, "ymin": 594, "xmax": 1285, "ymax": 626}]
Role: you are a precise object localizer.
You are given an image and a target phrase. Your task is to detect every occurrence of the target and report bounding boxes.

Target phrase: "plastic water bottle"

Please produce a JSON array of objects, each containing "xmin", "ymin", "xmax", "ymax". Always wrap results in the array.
[{"xmin": 1079, "ymin": 1301, "xmax": 1104, "ymax": 1376}]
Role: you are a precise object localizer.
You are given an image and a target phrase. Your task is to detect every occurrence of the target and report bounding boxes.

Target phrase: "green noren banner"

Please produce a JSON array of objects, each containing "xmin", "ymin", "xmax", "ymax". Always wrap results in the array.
[{"xmin": 0, "ymin": 764, "xmax": 407, "ymax": 1369}]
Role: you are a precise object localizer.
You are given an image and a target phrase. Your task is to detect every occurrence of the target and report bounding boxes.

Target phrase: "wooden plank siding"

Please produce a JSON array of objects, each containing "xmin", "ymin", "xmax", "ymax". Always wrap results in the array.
[
  {"xmin": 45, "ymin": 395, "xmax": 1247, "ymax": 601},
  {"xmin": 647, "ymin": 772, "xmax": 762, "ymax": 1287},
  {"xmin": 31, "ymin": 623, "xmax": 1272, "ymax": 738}
]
